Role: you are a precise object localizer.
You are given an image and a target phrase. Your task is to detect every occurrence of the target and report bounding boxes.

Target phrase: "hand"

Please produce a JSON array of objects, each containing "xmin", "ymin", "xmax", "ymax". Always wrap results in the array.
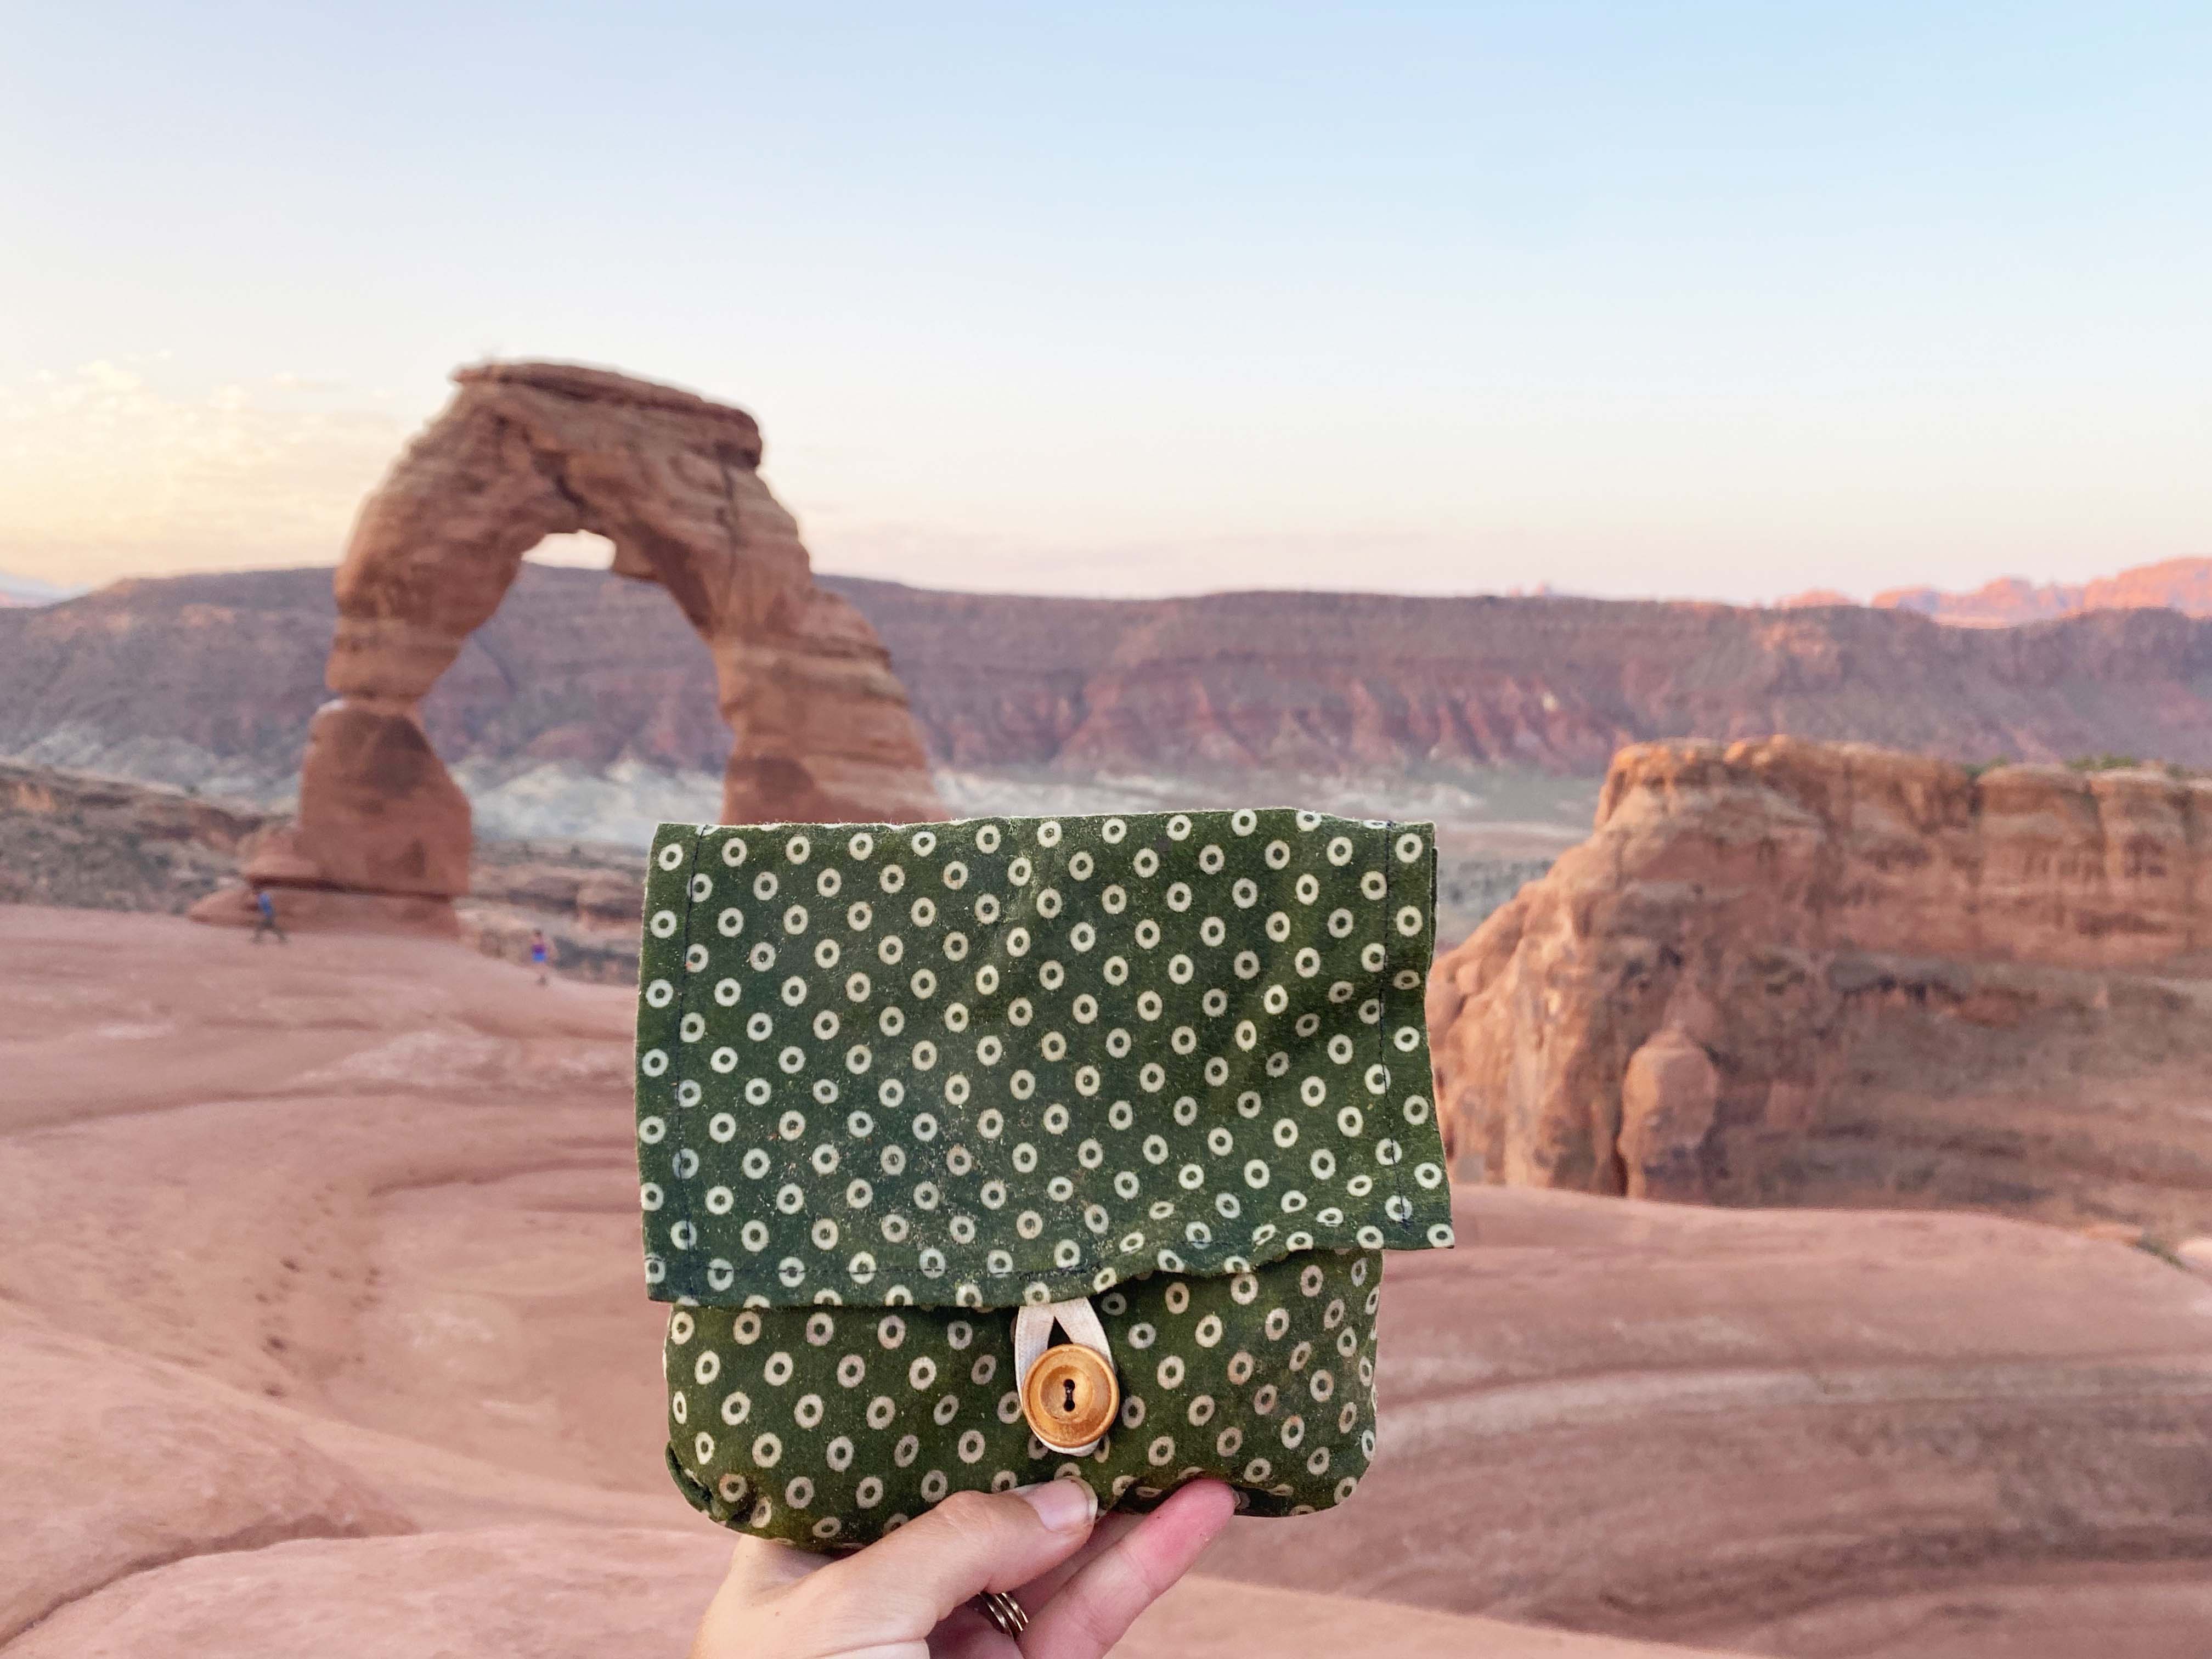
[{"xmin": 690, "ymin": 1478, "xmax": 1238, "ymax": 1658}]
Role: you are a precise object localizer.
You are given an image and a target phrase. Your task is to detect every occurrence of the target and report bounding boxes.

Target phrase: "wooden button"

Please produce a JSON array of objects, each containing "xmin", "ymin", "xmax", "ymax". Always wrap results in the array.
[{"xmin": 1022, "ymin": 1342, "xmax": 1119, "ymax": 1451}]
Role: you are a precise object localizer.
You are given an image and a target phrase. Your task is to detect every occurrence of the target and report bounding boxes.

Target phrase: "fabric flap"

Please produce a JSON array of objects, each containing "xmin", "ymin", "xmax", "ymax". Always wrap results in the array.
[{"xmin": 635, "ymin": 808, "xmax": 1454, "ymax": 1308}]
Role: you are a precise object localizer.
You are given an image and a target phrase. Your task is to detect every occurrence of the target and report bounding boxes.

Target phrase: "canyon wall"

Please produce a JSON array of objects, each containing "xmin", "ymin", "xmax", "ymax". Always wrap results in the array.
[
  {"xmin": 1429, "ymin": 737, "xmax": 2212, "ymax": 1235},
  {"xmin": 841, "ymin": 578, "xmax": 2212, "ymax": 778},
  {"xmin": 13, "ymin": 572, "xmax": 2212, "ymax": 843}
]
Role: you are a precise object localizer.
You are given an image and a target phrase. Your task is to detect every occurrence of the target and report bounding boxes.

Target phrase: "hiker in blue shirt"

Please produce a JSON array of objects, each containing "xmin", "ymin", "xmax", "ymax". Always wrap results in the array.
[
  {"xmin": 531, "ymin": 928, "xmax": 550, "ymax": 984},
  {"xmin": 251, "ymin": 885, "xmax": 287, "ymax": 945}
]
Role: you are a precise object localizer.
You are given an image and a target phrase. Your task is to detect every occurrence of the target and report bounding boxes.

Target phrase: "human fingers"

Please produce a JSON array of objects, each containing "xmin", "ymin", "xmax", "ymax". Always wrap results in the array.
[
  {"xmin": 778, "ymin": 1481, "xmax": 1101, "ymax": 1653},
  {"xmin": 1010, "ymin": 1510, "xmax": 1144, "ymax": 1606},
  {"xmin": 1021, "ymin": 1480, "xmax": 1237, "ymax": 1659},
  {"xmin": 687, "ymin": 1534, "xmax": 831, "ymax": 1659},
  {"xmin": 917, "ymin": 1511, "xmax": 1147, "ymax": 1659},
  {"xmin": 724, "ymin": 1532, "xmax": 828, "ymax": 1599}
]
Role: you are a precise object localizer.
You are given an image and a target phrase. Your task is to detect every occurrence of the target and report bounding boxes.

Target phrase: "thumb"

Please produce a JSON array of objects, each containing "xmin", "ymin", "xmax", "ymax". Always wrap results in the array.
[{"xmin": 787, "ymin": 1481, "xmax": 1101, "ymax": 1651}]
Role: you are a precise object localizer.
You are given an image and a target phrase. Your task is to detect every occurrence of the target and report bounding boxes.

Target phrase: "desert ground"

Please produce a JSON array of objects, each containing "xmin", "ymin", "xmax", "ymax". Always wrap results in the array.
[{"xmin": 8, "ymin": 905, "xmax": 2212, "ymax": 1656}]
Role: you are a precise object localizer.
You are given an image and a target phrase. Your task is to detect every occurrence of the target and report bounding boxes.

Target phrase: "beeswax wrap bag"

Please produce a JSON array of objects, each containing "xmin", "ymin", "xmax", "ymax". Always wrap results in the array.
[{"xmin": 634, "ymin": 808, "xmax": 1454, "ymax": 1550}]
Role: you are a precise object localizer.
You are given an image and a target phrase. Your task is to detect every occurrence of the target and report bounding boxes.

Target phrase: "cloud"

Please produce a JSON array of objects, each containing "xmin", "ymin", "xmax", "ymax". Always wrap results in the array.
[{"xmin": 0, "ymin": 360, "xmax": 408, "ymax": 586}]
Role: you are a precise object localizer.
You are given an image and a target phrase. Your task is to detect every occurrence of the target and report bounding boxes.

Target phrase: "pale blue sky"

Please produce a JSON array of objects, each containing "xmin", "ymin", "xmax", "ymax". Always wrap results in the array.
[{"xmin": 3, "ymin": 3, "xmax": 2207, "ymax": 599}]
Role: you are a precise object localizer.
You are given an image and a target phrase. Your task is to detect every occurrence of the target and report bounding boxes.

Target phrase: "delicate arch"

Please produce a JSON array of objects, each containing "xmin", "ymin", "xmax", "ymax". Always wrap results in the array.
[{"xmin": 238, "ymin": 361, "xmax": 941, "ymax": 919}]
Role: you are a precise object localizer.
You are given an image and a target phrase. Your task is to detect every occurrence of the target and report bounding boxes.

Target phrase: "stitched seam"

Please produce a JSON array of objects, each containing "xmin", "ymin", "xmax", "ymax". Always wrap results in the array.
[
  {"xmin": 1380, "ymin": 820, "xmax": 1416, "ymax": 1236},
  {"xmin": 669, "ymin": 827, "xmax": 711, "ymax": 1290},
  {"xmin": 1380, "ymin": 818, "xmax": 1433, "ymax": 1238},
  {"xmin": 634, "ymin": 832, "xmax": 686, "ymax": 1291}
]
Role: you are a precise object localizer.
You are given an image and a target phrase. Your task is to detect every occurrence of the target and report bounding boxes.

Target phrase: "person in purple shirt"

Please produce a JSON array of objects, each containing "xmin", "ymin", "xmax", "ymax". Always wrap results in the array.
[{"xmin": 531, "ymin": 928, "xmax": 550, "ymax": 985}]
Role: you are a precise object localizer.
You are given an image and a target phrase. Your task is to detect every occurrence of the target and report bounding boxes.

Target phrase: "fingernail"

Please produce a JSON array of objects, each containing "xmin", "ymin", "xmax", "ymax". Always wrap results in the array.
[{"xmin": 1015, "ymin": 1478, "xmax": 1097, "ymax": 1532}]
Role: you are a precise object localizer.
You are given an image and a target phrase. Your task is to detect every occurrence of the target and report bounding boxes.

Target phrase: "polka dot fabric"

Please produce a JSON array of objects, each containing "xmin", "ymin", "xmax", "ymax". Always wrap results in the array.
[
  {"xmin": 635, "ymin": 809, "xmax": 1453, "ymax": 1307},
  {"xmin": 632, "ymin": 808, "xmax": 1454, "ymax": 1549},
  {"xmin": 664, "ymin": 1249, "xmax": 1383, "ymax": 1547}
]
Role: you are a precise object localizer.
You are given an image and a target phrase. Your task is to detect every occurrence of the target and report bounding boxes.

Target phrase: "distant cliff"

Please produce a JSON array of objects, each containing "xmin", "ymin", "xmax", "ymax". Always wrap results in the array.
[
  {"xmin": 10, "ymin": 566, "xmax": 2212, "ymax": 831},
  {"xmin": 1780, "ymin": 555, "xmax": 2212, "ymax": 628},
  {"xmin": 839, "ymin": 575, "xmax": 2212, "ymax": 775}
]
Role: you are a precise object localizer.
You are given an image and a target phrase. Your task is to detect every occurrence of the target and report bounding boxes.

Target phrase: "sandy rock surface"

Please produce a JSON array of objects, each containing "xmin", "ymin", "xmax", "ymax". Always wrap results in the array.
[
  {"xmin": 1201, "ymin": 1192, "xmax": 2212, "ymax": 1653},
  {"xmin": 7, "ymin": 906, "xmax": 2212, "ymax": 1656},
  {"xmin": 7, "ymin": 1527, "xmax": 730, "ymax": 1659},
  {"xmin": 0, "ymin": 1319, "xmax": 409, "ymax": 1645}
]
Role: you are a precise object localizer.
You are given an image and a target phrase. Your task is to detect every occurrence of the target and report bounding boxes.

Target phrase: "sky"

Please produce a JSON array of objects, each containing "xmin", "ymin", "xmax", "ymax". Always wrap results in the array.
[{"xmin": 2, "ymin": 2, "xmax": 2207, "ymax": 602}]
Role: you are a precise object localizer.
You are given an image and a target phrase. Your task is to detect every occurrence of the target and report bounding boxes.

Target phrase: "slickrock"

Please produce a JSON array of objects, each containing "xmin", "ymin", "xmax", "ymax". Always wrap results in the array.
[
  {"xmin": 1430, "ymin": 736, "xmax": 2212, "ymax": 1234},
  {"xmin": 0, "ymin": 1321, "xmax": 409, "ymax": 1645},
  {"xmin": 9, "ymin": 1530, "xmax": 1726, "ymax": 1659},
  {"xmin": 9, "ymin": 907, "xmax": 2212, "ymax": 1656},
  {"xmin": 1199, "ymin": 1187, "xmax": 2212, "ymax": 1655},
  {"xmin": 1123, "ymin": 1585, "xmax": 1743, "ymax": 1659},
  {"xmin": 4, "ymin": 1527, "xmax": 727, "ymax": 1659},
  {"xmin": 190, "ymin": 360, "xmax": 940, "ymax": 932}
]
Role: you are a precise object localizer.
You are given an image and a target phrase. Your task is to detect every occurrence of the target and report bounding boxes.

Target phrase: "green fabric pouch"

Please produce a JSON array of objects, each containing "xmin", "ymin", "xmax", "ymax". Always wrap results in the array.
[{"xmin": 633, "ymin": 808, "xmax": 1454, "ymax": 1550}]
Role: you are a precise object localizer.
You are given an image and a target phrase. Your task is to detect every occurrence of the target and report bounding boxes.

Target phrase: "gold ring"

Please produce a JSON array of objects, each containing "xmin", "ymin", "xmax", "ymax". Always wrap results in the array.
[{"xmin": 974, "ymin": 1589, "xmax": 1030, "ymax": 1638}]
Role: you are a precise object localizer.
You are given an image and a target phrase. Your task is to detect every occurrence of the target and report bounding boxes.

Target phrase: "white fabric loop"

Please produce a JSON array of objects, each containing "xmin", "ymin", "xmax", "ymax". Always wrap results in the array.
[{"xmin": 1013, "ymin": 1295, "xmax": 1115, "ymax": 1453}]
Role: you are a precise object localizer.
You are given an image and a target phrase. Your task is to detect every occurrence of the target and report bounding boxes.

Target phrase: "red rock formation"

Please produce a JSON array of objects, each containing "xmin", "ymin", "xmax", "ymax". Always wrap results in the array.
[
  {"xmin": 1770, "ymin": 586, "xmax": 1854, "ymax": 609},
  {"xmin": 1870, "ymin": 574, "xmax": 2083, "ymax": 625},
  {"xmin": 193, "ymin": 361, "xmax": 940, "ymax": 930},
  {"xmin": 1429, "ymin": 737, "xmax": 2212, "ymax": 1232},
  {"xmin": 1616, "ymin": 1027, "xmax": 1719, "ymax": 1201}
]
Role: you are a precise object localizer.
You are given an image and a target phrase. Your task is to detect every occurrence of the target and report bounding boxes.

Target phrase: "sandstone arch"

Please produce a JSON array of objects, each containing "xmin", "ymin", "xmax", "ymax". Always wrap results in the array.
[{"xmin": 215, "ymin": 361, "xmax": 942, "ymax": 930}]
